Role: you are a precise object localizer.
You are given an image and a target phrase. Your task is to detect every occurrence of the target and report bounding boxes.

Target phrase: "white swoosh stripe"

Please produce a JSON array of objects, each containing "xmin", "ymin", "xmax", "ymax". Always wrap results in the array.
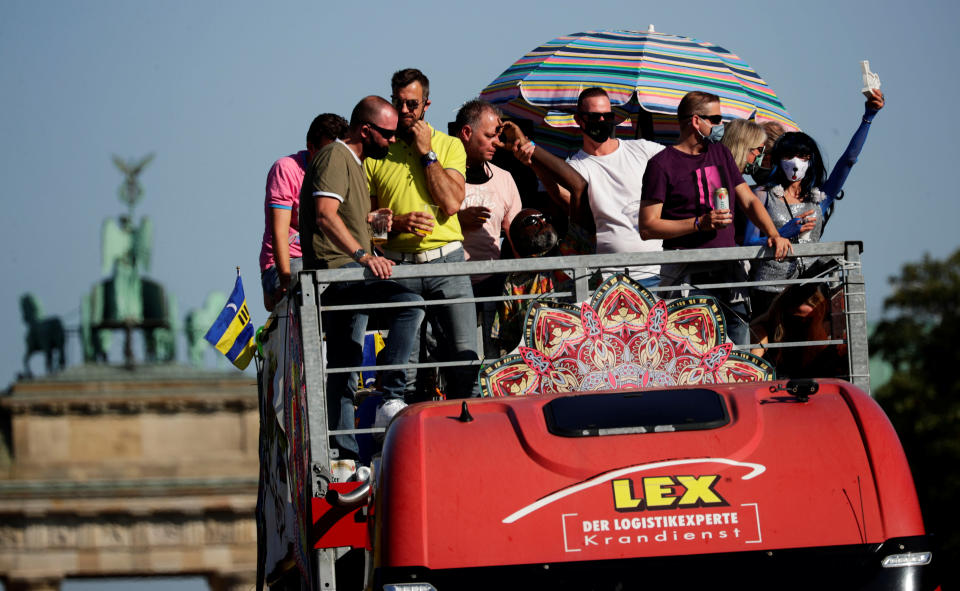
[{"xmin": 502, "ymin": 457, "xmax": 765, "ymax": 524}]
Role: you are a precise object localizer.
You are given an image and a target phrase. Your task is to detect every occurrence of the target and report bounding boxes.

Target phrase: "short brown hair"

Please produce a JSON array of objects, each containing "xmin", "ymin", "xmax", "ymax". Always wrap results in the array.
[
  {"xmin": 577, "ymin": 87, "xmax": 609, "ymax": 111},
  {"xmin": 761, "ymin": 121, "xmax": 786, "ymax": 150},
  {"xmin": 454, "ymin": 99, "xmax": 501, "ymax": 135},
  {"xmin": 677, "ymin": 91, "xmax": 721, "ymax": 121},
  {"xmin": 306, "ymin": 113, "xmax": 348, "ymax": 147},
  {"xmin": 391, "ymin": 68, "xmax": 430, "ymax": 101}
]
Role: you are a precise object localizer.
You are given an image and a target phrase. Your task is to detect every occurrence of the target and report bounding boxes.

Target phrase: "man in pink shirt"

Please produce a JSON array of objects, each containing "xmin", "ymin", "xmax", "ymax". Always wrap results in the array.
[
  {"xmin": 259, "ymin": 113, "xmax": 347, "ymax": 310},
  {"xmin": 454, "ymin": 99, "xmax": 522, "ymax": 356}
]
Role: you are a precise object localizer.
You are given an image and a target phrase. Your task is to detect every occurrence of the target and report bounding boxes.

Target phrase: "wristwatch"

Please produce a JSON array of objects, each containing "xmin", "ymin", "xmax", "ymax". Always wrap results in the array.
[
  {"xmin": 421, "ymin": 150, "xmax": 438, "ymax": 167},
  {"xmin": 352, "ymin": 248, "xmax": 366, "ymax": 262}
]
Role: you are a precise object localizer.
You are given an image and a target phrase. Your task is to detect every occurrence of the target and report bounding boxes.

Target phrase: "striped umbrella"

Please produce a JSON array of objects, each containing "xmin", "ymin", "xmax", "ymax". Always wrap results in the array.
[{"xmin": 480, "ymin": 28, "xmax": 799, "ymax": 155}]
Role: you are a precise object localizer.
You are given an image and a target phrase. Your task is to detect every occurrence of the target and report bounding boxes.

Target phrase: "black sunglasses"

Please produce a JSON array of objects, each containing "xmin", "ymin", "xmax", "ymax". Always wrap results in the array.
[
  {"xmin": 392, "ymin": 98, "xmax": 422, "ymax": 112},
  {"xmin": 578, "ymin": 111, "xmax": 616, "ymax": 123},
  {"xmin": 365, "ymin": 122, "xmax": 396, "ymax": 140},
  {"xmin": 521, "ymin": 212, "xmax": 551, "ymax": 227},
  {"xmin": 696, "ymin": 113, "xmax": 724, "ymax": 125}
]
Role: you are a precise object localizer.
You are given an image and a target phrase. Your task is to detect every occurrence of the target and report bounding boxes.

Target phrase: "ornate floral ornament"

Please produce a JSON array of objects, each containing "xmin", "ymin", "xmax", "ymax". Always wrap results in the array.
[{"xmin": 480, "ymin": 274, "xmax": 775, "ymax": 397}]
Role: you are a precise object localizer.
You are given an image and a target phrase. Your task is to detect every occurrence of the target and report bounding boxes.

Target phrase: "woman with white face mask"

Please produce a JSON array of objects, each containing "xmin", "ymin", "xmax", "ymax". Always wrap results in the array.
[{"xmin": 744, "ymin": 89, "xmax": 884, "ymax": 314}]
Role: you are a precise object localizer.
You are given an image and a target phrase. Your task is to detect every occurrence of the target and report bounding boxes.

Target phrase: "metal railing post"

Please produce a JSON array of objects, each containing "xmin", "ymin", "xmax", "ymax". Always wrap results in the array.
[
  {"xmin": 842, "ymin": 241, "xmax": 871, "ymax": 394},
  {"xmin": 299, "ymin": 272, "xmax": 334, "ymax": 496}
]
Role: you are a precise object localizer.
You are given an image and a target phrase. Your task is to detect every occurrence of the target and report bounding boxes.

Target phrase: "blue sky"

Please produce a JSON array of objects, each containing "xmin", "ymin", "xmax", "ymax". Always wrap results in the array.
[{"xmin": 1, "ymin": 0, "xmax": 958, "ymax": 585}]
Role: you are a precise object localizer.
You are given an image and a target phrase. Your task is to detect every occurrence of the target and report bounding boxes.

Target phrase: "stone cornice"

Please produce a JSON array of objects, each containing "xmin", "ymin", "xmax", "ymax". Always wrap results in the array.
[
  {"xmin": 1, "ymin": 393, "xmax": 257, "ymax": 415},
  {"xmin": 0, "ymin": 476, "xmax": 257, "ymax": 497},
  {"xmin": 2, "ymin": 366, "xmax": 257, "ymax": 415}
]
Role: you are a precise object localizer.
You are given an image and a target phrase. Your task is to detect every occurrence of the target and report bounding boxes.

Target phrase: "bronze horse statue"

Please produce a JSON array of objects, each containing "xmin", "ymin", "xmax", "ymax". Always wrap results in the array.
[{"xmin": 20, "ymin": 293, "xmax": 65, "ymax": 377}]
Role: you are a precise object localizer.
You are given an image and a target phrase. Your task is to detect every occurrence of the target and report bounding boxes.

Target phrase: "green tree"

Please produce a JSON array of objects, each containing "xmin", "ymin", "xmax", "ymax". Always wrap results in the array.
[{"xmin": 870, "ymin": 248, "xmax": 960, "ymax": 583}]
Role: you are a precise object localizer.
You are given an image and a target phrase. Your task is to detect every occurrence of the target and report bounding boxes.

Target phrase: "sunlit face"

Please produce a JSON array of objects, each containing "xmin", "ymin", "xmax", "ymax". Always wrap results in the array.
[
  {"xmin": 393, "ymin": 81, "xmax": 428, "ymax": 132},
  {"xmin": 693, "ymin": 101, "xmax": 722, "ymax": 137},
  {"xmin": 464, "ymin": 110, "xmax": 503, "ymax": 163},
  {"xmin": 362, "ymin": 107, "xmax": 398, "ymax": 159},
  {"xmin": 374, "ymin": 108, "xmax": 399, "ymax": 146},
  {"xmin": 576, "ymin": 94, "xmax": 613, "ymax": 129}
]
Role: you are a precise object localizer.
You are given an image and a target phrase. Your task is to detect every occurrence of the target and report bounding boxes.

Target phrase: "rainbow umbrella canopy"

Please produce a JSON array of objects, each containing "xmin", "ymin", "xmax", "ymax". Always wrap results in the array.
[{"xmin": 480, "ymin": 27, "xmax": 799, "ymax": 156}]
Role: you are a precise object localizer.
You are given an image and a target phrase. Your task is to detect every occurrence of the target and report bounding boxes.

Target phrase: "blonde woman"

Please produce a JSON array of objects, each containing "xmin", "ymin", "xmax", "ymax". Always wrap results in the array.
[{"xmin": 721, "ymin": 118, "xmax": 768, "ymax": 176}]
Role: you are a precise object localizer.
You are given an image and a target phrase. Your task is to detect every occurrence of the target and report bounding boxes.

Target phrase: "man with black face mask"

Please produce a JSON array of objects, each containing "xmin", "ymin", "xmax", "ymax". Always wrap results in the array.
[
  {"xmin": 504, "ymin": 87, "xmax": 666, "ymax": 286},
  {"xmin": 298, "ymin": 96, "xmax": 426, "ymax": 461}
]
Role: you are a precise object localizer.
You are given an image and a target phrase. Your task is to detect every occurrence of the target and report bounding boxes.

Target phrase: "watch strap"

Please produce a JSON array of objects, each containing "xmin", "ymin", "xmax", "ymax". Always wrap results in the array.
[{"xmin": 421, "ymin": 151, "xmax": 438, "ymax": 167}]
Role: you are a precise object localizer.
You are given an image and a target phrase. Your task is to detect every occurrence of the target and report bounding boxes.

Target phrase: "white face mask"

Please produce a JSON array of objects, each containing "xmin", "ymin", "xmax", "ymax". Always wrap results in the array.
[{"xmin": 780, "ymin": 157, "xmax": 809, "ymax": 182}]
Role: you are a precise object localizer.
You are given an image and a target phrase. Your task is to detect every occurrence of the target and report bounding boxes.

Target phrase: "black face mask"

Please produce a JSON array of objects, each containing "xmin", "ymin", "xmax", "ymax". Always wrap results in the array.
[
  {"xmin": 364, "ymin": 138, "xmax": 390, "ymax": 160},
  {"xmin": 583, "ymin": 120, "xmax": 615, "ymax": 143},
  {"xmin": 745, "ymin": 162, "xmax": 772, "ymax": 183}
]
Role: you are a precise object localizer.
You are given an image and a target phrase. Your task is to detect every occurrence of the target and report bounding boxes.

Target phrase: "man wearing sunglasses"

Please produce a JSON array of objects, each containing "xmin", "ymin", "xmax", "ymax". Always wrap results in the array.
[
  {"xmin": 505, "ymin": 87, "xmax": 666, "ymax": 286},
  {"xmin": 365, "ymin": 68, "xmax": 479, "ymax": 399},
  {"xmin": 298, "ymin": 96, "xmax": 425, "ymax": 461},
  {"xmin": 638, "ymin": 90, "xmax": 791, "ymax": 345}
]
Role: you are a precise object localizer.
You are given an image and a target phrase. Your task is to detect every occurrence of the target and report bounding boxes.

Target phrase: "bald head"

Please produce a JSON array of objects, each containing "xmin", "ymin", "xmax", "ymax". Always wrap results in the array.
[{"xmin": 350, "ymin": 96, "xmax": 395, "ymax": 131}]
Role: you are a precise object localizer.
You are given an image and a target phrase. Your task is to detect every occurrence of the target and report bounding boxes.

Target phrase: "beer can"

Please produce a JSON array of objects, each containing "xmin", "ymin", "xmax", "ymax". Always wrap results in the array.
[{"xmin": 714, "ymin": 188, "xmax": 729, "ymax": 211}]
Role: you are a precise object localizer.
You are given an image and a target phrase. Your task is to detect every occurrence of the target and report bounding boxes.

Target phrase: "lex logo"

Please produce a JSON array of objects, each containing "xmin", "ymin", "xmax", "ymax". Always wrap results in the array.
[{"xmin": 612, "ymin": 475, "xmax": 728, "ymax": 512}]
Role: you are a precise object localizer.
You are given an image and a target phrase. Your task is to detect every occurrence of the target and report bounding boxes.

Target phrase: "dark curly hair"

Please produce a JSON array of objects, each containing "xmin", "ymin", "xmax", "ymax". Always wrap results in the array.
[{"xmin": 306, "ymin": 113, "xmax": 348, "ymax": 147}]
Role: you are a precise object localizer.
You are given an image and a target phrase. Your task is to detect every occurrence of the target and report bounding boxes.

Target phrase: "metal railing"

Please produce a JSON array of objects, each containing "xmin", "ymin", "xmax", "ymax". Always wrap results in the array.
[{"xmin": 293, "ymin": 241, "xmax": 868, "ymax": 492}]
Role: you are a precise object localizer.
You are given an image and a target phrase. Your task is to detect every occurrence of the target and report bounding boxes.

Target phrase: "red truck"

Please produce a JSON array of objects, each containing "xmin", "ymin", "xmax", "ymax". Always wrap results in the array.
[{"xmin": 256, "ymin": 243, "xmax": 938, "ymax": 590}]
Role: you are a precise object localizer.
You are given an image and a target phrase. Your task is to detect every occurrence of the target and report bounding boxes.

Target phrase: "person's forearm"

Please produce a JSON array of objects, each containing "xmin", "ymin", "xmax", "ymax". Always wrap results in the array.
[
  {"xmin": 532, "ymin": 146, "xmax": 587, "ymax": 198},
  {"xmin": 424, "ymin": 164, "xmax": 465, "ymax": 215},
  {"xmin": 821, "ymin": 104, "xmax": 878, "ymax": 206},
  {"xmin": 744, "ymin": 198, "xmax": 781, "ymax": 238},
  {"xmin": 638, "ymin": 213, "xmax": 702, "ymax": 240},
  {"xmin": 270, "ymin": 208, "xmax": 293, "ymax": 275},
  {"xmin": 316, "ymin": 202, "xmax": 364, "ymax": 256}
]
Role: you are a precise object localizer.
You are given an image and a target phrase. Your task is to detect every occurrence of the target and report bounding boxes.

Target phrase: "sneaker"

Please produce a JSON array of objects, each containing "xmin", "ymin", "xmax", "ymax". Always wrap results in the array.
[{"xmin": 374, "ymin": 398, "xmax": 408, "ymax": 430}]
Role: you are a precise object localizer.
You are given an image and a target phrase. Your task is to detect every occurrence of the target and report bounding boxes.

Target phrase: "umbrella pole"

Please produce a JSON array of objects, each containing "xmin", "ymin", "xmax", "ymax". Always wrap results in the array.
[{"xmin": 634, "ymin": 108, "xmax": 655, "ymax": 141}]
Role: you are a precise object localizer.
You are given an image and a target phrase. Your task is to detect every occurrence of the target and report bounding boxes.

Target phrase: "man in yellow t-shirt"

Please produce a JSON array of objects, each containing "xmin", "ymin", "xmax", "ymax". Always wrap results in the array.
[{"xmin": 365, "ymin": 68, "xmax": 478, "ymax": 399}]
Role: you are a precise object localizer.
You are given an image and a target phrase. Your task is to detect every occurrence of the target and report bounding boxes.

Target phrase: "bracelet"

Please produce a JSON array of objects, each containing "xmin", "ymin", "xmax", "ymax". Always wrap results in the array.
[
  {"xmin": 693, "ymin": 215, "xmax": 701, "ymax": 231},
  {"xmin": 862, "ymin": 117, "xmax": 872, "ymax": 124}
]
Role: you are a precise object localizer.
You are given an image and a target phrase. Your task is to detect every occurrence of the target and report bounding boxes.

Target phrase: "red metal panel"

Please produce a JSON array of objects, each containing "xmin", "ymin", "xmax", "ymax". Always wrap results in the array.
[
  {"xmin": 377, "ymin": 382, "xmax": 926, "ymax": 570},
  {"xmin": 311, "ymin": 481, "xmax": 371, "ymax": 550}
]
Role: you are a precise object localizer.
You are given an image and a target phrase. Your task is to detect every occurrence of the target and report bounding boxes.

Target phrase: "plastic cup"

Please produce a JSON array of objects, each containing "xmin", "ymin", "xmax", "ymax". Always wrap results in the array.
[
  {"xmin": 371, "ymin": 211, "xmax": 389, "ymax": 246},
  {"xmin": 417, "ymin": 203, "xmax": 438, "ymax": 237}
]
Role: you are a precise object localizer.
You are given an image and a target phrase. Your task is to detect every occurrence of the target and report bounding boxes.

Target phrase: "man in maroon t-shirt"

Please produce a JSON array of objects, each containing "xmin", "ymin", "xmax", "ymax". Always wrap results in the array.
[{"xmin": 639, "ymin": 91, "xmax": 790, "ymax": 344}]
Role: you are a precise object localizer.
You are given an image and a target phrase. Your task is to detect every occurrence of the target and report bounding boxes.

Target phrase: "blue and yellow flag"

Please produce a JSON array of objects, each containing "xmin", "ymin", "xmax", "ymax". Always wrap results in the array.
[{"xmin": 205, "ymin": 274, "xmax": 256, "ymax": 369}]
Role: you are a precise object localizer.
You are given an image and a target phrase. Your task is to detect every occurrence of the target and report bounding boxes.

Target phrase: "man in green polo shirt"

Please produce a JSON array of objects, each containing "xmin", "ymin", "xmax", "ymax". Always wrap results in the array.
[
  {"xmin": 365, "ymin": 68, "xmax": 479, "ymax": 399},
  {"xmin": 300, "ymin": 95, "xmax": 426, "ymax": 459}
]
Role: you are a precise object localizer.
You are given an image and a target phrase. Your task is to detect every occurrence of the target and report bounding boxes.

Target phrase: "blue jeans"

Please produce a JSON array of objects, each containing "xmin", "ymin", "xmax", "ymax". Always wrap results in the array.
[
  {"xmin": 392, "ymin": 247, "xmax": 480, "ymax": 398},
  {"xmin": 261, "ymin": 257, "xmax": 304, "ymax": 299},
  {"xmin": 321, "ymin": 265, "xmax": 425, "ymax": 459},
  {"xmin": 659, "ymin": 260, "xmax": 751, "ymax": 347}
]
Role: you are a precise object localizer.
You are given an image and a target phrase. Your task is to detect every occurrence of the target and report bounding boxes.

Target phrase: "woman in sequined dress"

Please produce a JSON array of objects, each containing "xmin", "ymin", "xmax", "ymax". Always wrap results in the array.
[{"xmin": 744, "ymin": 89, "xmax": 885, "ymax": 314}]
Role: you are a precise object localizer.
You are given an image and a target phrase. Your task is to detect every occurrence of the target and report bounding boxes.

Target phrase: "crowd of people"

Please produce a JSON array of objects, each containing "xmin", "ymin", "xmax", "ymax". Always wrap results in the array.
[{"xmin": 256, "ymin": 66, "xmax": 884, "ymax": 460}]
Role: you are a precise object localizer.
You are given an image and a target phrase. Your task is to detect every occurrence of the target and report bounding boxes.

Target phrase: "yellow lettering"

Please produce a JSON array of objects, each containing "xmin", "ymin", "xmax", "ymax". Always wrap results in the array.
[
  {"xmin": 676, "ymin": 475, "xmax": 727, "ymax": 507},
  {"xmin": 612, "ymin": 479, "xmax": 643, "ymax": 510},
  {"xmin": 643, "ymin": 476, "xmax": 677, "ymax": 508}
]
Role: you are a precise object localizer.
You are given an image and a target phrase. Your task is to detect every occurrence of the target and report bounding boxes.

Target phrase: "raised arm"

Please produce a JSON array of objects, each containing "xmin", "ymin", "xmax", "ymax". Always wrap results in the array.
[
  {"xmin": 503, "ymin": 121, "xmax": 588, "ymax": 222},
  {"xmin": 820, "ymin": 89, "xmax": 884, "ymax": 213},
  {"xmin": 411, "ymin": 120, "xmax": 465, "ymax": 215}
]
